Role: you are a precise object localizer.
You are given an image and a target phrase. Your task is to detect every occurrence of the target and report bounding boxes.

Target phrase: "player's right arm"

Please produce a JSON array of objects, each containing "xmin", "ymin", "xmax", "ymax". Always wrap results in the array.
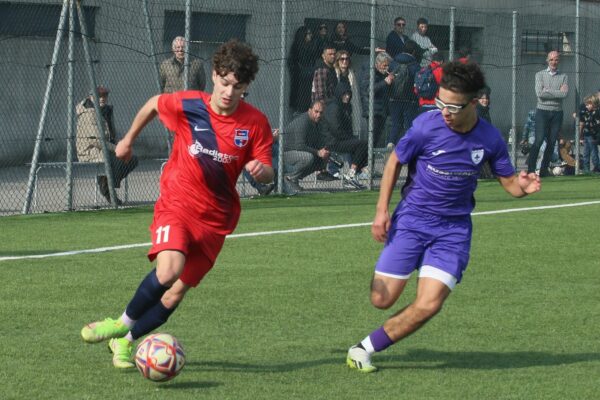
[
  {"xmin": 116, "ymin": 95, "xmax": 160, "ymax": 161},
  {"xmin": 372, "ymin": 151, "xmax": 402, "ymax": 242}
]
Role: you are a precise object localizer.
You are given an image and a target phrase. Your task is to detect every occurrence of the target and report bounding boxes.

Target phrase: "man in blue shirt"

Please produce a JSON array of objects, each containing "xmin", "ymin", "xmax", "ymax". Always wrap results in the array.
[
  {"xmin": 346, "ymin": 61, "xmax": 541, "ymax": 373},
  {"xmin": 385, "ymin": 16, "xmax": 409, "ymax": 58}
]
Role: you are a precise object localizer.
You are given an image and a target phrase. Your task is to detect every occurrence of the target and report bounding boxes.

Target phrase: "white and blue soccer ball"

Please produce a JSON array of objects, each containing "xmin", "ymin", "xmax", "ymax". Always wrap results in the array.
[{"xmin": 135, "ymin": 333, "xmax": 185, "ymax": 382}]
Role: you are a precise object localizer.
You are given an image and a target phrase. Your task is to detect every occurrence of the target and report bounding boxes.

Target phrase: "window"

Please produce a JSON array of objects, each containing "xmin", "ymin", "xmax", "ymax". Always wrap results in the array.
[
  {"xmin": 427, "ymin": 25, "xmax": 484, "ymax": 61},
  {"xmin": 521, "ymin": 30, "xmax": 574, "ymax": 55},
  {"xmin": 304, "ymin": 18, "xmax": 372, "ymax": 50},
  {"xmin": 0, "ymin": 3, "xmax": 97, "ymax": 39},
  {"xmin": 163, "ymin": 11, "xmax": 249, "ymax": 49}
]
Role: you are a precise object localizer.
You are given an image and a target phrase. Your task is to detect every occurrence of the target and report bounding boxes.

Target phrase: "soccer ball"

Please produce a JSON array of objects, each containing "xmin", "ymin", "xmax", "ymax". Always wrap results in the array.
[{"xmin": 135, "ymin": 333, "xmax": 185, "ymax": 382}]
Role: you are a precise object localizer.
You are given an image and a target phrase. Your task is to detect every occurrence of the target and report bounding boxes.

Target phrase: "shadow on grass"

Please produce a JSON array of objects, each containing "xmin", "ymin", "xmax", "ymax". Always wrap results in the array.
[
  {"xmin": 186, "ymin": 357, "xmax": 341, "ymax": 373},
  {"xmin": 187, "ymin": 348, "xmax": 600, "ymax": 373},
  {"xmin": 378, "ymin": 348, "xmax": 600, "ymax": 370},
  {"xmin": 157, "ymin": 381, "xmax": 221, "ymax": 390}
]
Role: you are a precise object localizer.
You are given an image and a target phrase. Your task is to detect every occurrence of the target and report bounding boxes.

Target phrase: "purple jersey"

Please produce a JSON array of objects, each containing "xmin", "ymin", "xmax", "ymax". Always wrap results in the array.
[{"xmin": 395, "ymin": 110, "xmax": 515, "ymax": 216}]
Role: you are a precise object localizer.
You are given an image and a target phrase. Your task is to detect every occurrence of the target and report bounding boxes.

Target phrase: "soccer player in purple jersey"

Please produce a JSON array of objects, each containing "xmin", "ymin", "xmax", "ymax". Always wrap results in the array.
[{"xmin": 346, "ymin": 61, "xmax": 541, "ymax": 373}]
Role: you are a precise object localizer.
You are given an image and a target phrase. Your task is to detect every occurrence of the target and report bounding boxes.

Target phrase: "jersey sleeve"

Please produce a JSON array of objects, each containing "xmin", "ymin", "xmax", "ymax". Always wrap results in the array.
[
  {"xmin": 489, "ymin": 134, "xmax": 516, "ymax": 177},
  {"xmin": 249, "ymin": 115, "xmax": 274, "ymax": 166},
  {"xmin": 157, "ymin": 93, "xmax": 182, "ymax": 133}
]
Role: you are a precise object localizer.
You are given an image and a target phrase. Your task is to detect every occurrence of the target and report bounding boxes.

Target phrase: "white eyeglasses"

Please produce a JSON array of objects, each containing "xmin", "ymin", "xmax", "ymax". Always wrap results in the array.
[{"xmin": 434, "ymin": 97, "xmax": 470, "ymax": 114}]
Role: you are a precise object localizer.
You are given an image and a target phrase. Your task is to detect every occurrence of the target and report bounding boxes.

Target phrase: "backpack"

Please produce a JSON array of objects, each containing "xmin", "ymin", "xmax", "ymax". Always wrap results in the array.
[
  {"xmin": 389, "ymin": 62, "xmax": 416, "ymax": 100},
  {"xmin": 414, "ymin": 65, "xmax": 439, "ymax": 100}
]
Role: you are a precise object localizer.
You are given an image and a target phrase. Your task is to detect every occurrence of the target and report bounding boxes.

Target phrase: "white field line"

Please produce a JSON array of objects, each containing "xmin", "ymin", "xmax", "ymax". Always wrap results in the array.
[{"xmin": 1, "ymin": 200, "xmax": 599, "ymax": 262}]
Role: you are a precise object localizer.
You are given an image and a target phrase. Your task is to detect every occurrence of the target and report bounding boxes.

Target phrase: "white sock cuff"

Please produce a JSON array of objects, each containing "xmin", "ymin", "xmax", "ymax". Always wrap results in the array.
[
  {"xmin": 120, "ymin": 312, "xmax": 136, "ymax": 329},
  {"xmin": 360, "ymin": 336, "xmax": 375, "ymax": 354}
]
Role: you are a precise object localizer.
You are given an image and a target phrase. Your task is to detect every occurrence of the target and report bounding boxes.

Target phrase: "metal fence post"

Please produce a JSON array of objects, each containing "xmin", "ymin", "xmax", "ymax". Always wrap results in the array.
[
  {"xmin": 511, "ymin": 10, "xmax": 518, "ymax": 168},
  {"xmin": 449, "ymin": 7, "xmax": 455, "ymax": 61},
  {"xmin": 277, "ymin": 0, "xmax": 287, "ymax": 194},
  {"xmin": 66, "ymin": 0, "xmax": 76, "ymax": 210},
  {"xmin": 574, "ymin": 0, "xmax": 581, "ymax": 174},
  {"xmin": 22, "ymin": 0, "xmax": 69, "ymax": 214}
]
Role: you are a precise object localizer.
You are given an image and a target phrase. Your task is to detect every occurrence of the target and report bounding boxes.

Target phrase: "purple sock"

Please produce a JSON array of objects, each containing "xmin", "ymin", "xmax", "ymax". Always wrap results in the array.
[{"xmin": 370, "ymin": 326, "xmax": 394, "ymax": 352}]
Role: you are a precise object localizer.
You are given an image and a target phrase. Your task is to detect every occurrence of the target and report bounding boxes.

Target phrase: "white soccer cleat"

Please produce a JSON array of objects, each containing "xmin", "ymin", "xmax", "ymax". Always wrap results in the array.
[{"xmin": 346, "ymin": 345, "xmax": 377, "ymax": 373}]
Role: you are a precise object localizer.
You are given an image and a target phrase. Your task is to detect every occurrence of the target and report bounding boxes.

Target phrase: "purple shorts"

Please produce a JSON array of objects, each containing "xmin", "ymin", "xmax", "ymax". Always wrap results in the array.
[{"xmin": 375, "ymin": 204, "xmax": 472, "ymax": 284}]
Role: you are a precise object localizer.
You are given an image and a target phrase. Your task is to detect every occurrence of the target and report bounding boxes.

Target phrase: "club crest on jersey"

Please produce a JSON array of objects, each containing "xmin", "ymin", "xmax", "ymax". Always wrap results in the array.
[
  {"xmin": 234, "ymin": 129, "xmax": 249, "ymax": 148},
  {"xmin": 471, "ymin": 149, "xmax": 484, "ymax": 165}
]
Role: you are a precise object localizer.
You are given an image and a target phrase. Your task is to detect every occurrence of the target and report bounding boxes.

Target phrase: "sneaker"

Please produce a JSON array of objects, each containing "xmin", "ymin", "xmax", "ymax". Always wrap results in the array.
[
  {"xmin": 282, "ymin": 177, "xmax": 299, "ymax": 196},
  {"xmin": 81, "ymin": 318, "xmax": 129, "ymax": 343},
  {"xmin": 257, "ymin": 182, "xmax": 275, "ymax": 196},
  {"xmin": 346, "ymin": 345, "xmax": 377, "ymax": 373},
  {"xmin": 108, "ymin": 338, "xmax": 135, "ymax": 369},
  {"xmin": 97, "ymin": 176, "xmax": 122, "ymax": 205},
  {"xmin": 285, "ymin": 176, "xmax": 303, "ymax": 193},
  {"xmin": 343, "ymin": 175, "xmax": 366, "ymax": 190}
]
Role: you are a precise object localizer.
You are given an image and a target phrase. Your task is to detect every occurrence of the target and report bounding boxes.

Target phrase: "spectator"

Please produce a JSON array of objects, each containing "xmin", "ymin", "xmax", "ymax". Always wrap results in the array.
[
  {"xmin": 528, "ymin": 50, "xmax": 568, "ymax": 176},
  {"xmin": 411, "ymin": 17, "xmax": 438, "ymax": 67},
  {"xmin": 415, "ymin": 52, "xmax": 444, "ymax": 114},
  {"xmin": 282, "ymin": 100, "xmax": 336, "ymax": 194},
  {"xmin": 330, "ymin": 21, "xmax": 370, "ymax": 56},
  {"xmin": 359, "ymin": 51, "xmax": 394, "ymax": 147},
  {"xmin": 314, "ymin": 22, "xmax": 330, "ymax": 53},
  {"xmin": 159, "ymin": 36, "xmax": 206, "ymax": 93},
  {"xmin": 388, "ymin": 40, "xmax": 420, "ymax": 149},
  {"xmin": 386, "ymin": 17, "xmax": 409, "ymax": 59},
  {"xmin": 311, "ymin": 44, "xmax": 338, "ymax": 104},
  {"xmin": 578, "ymin": 94, "xmax": 600, "ymax": 174},
  {"xmin": 323, "ymin": 83, "xmax": 368, "ymax": 189},
  {"xmin": 558, "ymin": 138, "xmax": 577, "ymax": 175},
  {"xmin": 288, "ymin": 26, "xmax": 321, "ymax": 113},
  {"xmin": 456, "ymin": 46, "xmax": 472, "ymax": 64},
  {"xmin": 521, "ymin": 109, "xmax": 559, "ymax": 172},
  {"xmin": 76, "ymin": 86, "xmax": 138, "ymax": 205},
  {"xmin": 476, "ymin": 86, "xmax": 491, "ymax": 123},
  {"xmin": 334, "ymin": 50, "xmax": 362, "ymax": 136}
]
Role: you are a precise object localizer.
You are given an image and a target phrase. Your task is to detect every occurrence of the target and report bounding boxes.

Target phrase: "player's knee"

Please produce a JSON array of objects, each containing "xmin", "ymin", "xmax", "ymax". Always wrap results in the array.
[{"xmin": 370, "ymin": 292, "xmax": 395, "ymax": 310}]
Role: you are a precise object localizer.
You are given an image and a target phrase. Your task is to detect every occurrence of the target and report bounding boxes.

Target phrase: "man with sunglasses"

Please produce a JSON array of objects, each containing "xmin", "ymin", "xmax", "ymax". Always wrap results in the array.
[
  {"xmin": 386, "ymin": 17, "xmax": 409, "ymax": 59},
  {"xmin": 347, "ymin": 61, "xmax": 541, "ymax": 373}
]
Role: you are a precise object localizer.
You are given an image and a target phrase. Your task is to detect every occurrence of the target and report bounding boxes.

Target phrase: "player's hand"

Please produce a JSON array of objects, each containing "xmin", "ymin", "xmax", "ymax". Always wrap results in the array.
[
  {"xmin": 245, "ymin": 159, "xmax": 263, "ymax": 177},
  {"xmin": 518, "ymin": 170, "xmax": 541, "ymax": 194},
  {"xmin": 371, "ymin": 209, "xmax": 391, "ymax": 242},
  {"xmin": 115, "ymin": 139, "xmax": 133, "ymax": 162}
]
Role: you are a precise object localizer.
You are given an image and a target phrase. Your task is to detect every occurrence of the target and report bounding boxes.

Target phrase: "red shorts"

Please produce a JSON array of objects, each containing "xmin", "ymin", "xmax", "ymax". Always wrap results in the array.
[{"xmin": 148, "ymin": 211, "xmax": 225, "ymax": 287}]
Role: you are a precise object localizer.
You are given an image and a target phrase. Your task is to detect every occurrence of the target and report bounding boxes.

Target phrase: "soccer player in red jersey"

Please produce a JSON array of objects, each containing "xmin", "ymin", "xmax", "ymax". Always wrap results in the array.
[{"xmin": 80, "ymin": 40, "xmax": 274, "ymax": 368}]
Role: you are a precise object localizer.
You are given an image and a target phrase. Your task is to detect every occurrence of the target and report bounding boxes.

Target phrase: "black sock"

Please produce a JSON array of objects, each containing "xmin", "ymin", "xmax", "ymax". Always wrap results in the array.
[
  {"xmin": 130, "ymin": 301, "xmax": 177, "ymax": 340},
  {"xmin": 125, "ymin": 268, "xmax": 169, "ymax": 320}
]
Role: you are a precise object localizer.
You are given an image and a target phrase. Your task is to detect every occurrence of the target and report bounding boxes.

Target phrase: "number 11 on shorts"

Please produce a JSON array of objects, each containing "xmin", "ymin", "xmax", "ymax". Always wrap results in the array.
[{"xmin": 155, "ymin": 225, "xmax": 170, "ymax": 244}]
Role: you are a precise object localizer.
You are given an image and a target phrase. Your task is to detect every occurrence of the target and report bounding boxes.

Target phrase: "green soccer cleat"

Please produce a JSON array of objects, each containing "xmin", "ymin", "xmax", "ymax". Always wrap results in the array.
[
  {"xmin": 346, "ymin": 345, "xmax": 378, "ymax": 373},
  {"xmin": 81, "ymin": 318, "xmax": 129, "ymax": 343},
  {"xmin": 108, "ymin": 338, "xmax": 135, "ymax": 369}
]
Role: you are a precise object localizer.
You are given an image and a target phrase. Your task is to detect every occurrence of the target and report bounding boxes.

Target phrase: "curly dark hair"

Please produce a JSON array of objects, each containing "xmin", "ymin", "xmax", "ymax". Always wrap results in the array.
[
  {"xmin": 212, "ymin": 39, "xmax": 259, "ymax": 84},
  {"xmin": 440, "ymin": 61, "xmax": 486, "ymax": 98}
]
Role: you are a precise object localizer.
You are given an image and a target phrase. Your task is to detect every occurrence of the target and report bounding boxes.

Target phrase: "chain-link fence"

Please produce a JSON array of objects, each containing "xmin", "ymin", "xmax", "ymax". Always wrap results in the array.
[{"xmin": 1, "ymin": 0, "xmax": 599, "ymax": 215}]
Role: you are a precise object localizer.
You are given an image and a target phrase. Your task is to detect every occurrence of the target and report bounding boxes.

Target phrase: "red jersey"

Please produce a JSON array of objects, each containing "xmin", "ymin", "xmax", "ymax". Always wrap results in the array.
[{"xmin": 156, "ymin": 91, "xmax": 273, "ymax": 235}]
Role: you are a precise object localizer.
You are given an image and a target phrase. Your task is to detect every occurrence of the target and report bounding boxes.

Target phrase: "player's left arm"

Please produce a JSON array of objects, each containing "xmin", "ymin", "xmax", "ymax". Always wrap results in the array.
[
  {"xmin": 497, "ymin": 171, "xmax": 541, "ymax": 198},
  {"xmin": 246, "ymin": 118, "xmax": 275, "ymax": 184},
  {"xmin": 245, "ymin": 160, "xmax": 274, "ymax": 184}
]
